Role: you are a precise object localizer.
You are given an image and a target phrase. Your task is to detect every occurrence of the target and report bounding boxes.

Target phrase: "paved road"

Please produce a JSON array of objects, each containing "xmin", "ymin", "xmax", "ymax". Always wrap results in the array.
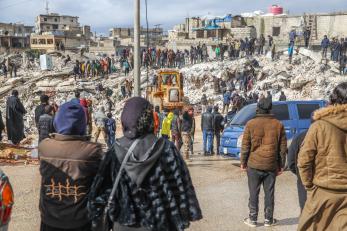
[{"xmin": 2, "ymin": 129, "xmax": 301, "ymax": 231}]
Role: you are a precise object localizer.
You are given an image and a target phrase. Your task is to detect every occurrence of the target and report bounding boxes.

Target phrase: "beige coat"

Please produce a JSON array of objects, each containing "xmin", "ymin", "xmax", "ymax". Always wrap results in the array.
[{"xmin": 298, "ymin": 104, "xmax": 347, "ymax": 190}]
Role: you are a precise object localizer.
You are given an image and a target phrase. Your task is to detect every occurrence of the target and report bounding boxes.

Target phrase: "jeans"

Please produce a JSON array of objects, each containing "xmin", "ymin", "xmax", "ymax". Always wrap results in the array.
[
  {"xmin": 322, "ymin": 48, "xmax": 328, "ymax": 58},
  {"xmin": 107, "ymin": 133, "xmax": 115, "ymax": 148},
  {"xmin": 203, "ymin": 130, "xmax": 214, "ymax": 154},
  {"xmin": 214, "ymin": 131, "xmax": 221, "ymax": 154},
  {"xmin": 222, "ymin": 103, "xmax": 229, "ymax": 114},
  {"xmin": 247, "ymin": 167, "xmax": 276, "ymax": 221}
]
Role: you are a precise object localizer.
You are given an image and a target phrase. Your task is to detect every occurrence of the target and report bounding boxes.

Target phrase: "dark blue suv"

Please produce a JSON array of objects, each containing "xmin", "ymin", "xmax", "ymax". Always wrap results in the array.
[{"xmin": 220, "ymin": 100, "xmax": 326, "ymax": 158}]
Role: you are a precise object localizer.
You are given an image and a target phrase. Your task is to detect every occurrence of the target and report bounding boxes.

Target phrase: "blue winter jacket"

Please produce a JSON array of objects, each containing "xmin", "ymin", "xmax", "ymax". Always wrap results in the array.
[
  {"xmin": 321, "ymin": 38, "xmax": 330, "ymax": 48},
  {"xmin": 223, "ymin": 92, "xmax": 231, "ymax": 104}
]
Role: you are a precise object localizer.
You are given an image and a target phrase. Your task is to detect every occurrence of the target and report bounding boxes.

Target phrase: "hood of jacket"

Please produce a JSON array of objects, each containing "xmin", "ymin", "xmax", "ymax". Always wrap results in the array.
[
  {"xmin": 167, "ymin": 112, "xmax": 174, "ymax": 121},
  {"xmin": 313, "ymin": 104, "xmax": 347, "ymax": 131},
  {"xmin": 114, "ymin": 134, "xmax": 165, "ymax": 187}
]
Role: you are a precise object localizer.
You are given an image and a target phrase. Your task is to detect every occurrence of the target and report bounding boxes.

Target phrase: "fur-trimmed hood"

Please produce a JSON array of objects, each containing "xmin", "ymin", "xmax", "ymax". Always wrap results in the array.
[{"xmin": 313, "ymin": 104, "xmax": 347, "ymax": 131}]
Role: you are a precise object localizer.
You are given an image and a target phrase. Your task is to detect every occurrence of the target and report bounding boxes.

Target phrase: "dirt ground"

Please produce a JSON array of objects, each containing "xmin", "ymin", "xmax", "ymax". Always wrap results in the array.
[{"xmin": 2, "ymin": 125, "xmax": 301, "ymax": 231}]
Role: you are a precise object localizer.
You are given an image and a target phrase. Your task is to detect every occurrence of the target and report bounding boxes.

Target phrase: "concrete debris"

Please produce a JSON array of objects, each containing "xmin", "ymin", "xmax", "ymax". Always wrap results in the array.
[{"xmin": 181, "ymin": 48, "xmax": 343, "ymax": 104}]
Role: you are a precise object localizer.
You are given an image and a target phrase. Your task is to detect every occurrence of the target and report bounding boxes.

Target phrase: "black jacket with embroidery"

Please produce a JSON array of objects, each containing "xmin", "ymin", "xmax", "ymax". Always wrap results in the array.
[
  {"xmin": 88, "ymin": 135, "xmax": 202, "ymax": 231},
  {"xmin": 39, "ymin": 134, "xmax": 103, "ymax": 229}
]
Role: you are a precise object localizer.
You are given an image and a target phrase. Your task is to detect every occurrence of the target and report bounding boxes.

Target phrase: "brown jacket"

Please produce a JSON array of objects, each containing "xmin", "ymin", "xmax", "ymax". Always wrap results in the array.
[
  {"xmin": 39, "ymin": 134, "xmax": 103, "ymax": 229},
  {"xmin": 298, "ymin": 104, "xmax": 347, "ymax": 191},
  {"xmin": 241, "ymin": 114, "xmax": 287, "ymax": 171}
]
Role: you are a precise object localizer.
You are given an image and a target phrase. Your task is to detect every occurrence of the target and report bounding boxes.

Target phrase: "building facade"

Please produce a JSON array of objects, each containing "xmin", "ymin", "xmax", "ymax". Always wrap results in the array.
[
  {"xmin": 35, "ymin": 13, "xmax": 80, "ymax": 34},
  {"xmin": 0, "ymin": 23, "xmax": 33, "ymax": 52}
]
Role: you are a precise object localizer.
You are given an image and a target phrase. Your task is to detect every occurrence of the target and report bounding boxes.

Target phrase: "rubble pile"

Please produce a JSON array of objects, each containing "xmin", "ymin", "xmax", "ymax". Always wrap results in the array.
[
  {"xmin": 0, "ymin": 51, "xmax": 132, "ymax": 140},
  {"xmin": 181, "ymin": 48, "xmax": 345, "ymax": 104}
]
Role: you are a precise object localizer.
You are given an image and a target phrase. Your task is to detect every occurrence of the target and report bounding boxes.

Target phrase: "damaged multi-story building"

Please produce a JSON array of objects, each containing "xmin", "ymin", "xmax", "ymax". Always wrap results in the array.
[
  {"xmin": 0, "ymin": 23, "xmax": 34, "ymax": 53},
  {"xmin": 30, "ymin": 13, "xmax": 93, "ymax": 52}
]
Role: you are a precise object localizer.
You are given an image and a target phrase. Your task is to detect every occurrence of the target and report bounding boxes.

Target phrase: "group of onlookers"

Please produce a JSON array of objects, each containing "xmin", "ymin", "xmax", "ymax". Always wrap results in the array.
[
  {"xmin": 321, "ymin": 35, "xmax": 347, "ymax": 75},
  {"xmin": 240, "ymin": 82, "xmax": 347, "ymax": 230}
]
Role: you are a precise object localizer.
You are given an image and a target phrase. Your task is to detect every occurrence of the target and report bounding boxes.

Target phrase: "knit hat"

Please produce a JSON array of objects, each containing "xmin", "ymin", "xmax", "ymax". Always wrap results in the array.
[
  {"xmin": 121, "ymin": 97, "xmax": 154, "ymax": 139},
  {"xmin": 257, "ymin": 98, "xmax": 272, "ymax": 114},
  {"xmin": 53, "ymin": 101, "xmax": 86, "ymax": 136}
]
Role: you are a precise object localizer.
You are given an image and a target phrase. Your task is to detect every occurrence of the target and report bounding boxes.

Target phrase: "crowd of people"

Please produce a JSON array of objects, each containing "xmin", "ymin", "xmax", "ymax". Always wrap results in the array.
[
  {"xmin": 0, "ymin": 90, "xmax": 202, "ymax": 231},
  {"xmin": 1, "ymin": 79, "xmax": 347, "ymax": 231},
  {"xmin": 72, "ymin": 56, "xmax": 118, "ymax": 79},
  {"xmin": 320, "ymin": 35, "xmax": 347, "ymax": 75}
]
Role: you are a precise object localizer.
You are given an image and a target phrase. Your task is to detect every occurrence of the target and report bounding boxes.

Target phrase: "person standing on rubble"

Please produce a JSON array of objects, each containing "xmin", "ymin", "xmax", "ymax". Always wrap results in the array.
[
  {"xmin": 201, "ymin": 106, "xmax": 214, "ymax": 155},
  {"xmin": 222, "ymin": 91, "xmax": 231, "ymax": 114},
  {"xmin": 201, "ymin": 94, "xmax": 208, "ymax": 113},
  {"xmin": 38, "ymin": 105, "xmax": 55, "ymax": 143},
  {"xmin": 288, "ymin": 43, "xmax": 294, "ymax": 64},
  {"xmin": 39, "ymin": 101, "xmax": 102, "ymax": 231},
  {"xmin": 303, "ymin": 29, "xmax": 311, "ymax": 48},
  {"xmin": 297, "ymin": 83, "xmax": 347, "ymax": 230},
  {"xmin": 35, "ymin": 94, "xmax": 50, "ymax": 127},
  {"xmin": 241, "ymin": 98, "xmax": 287, "ymax": 228},
  {"xmin": 6, "ymin": 90, "xmax": 27, "ymax": 145},
  {"xmin": 321, "ymin": 35, "xmax": 330, "ymax": 59},
  {"xmin": 94, "ymin": 106, "xmax": 108, "ymax": 143},
  {"xmin": 1, "ymin": 62, "xmax": 7, "ymax": 78},
  {"xmin": 73, "ymin": 60, "xmax": 80, "ymax": 80},
  {"xmin": 0, "ymin": 110, "xmax": 5, "ymax": 141},
  {"xmin": 258, "ymin": 34, "xmax": 266, "ymax": 55}
]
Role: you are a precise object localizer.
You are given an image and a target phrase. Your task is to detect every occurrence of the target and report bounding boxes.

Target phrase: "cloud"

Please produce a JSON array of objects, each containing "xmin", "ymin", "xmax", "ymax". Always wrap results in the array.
[{"xmin": 0, "ymin": 0, "xmax": 346, "ymax": 33}]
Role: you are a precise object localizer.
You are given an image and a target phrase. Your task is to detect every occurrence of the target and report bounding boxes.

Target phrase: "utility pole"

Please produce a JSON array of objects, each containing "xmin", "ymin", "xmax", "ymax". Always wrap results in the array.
[{"xmin": 133, "ymin": 0, "xmax": 141, "ymax": 97}]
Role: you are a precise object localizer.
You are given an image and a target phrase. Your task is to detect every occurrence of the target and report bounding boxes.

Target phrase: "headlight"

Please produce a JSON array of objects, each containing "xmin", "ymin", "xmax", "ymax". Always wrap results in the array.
[{"xmin": 237, "ymin": 134, "xmax": 244, "ymax": 148}]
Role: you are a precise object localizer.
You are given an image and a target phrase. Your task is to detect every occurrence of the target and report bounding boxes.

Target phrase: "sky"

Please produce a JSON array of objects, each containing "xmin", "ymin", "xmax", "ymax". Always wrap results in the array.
[{"xmin": 1, "ymin": 0, "xmax": 347, "ymax": 34}]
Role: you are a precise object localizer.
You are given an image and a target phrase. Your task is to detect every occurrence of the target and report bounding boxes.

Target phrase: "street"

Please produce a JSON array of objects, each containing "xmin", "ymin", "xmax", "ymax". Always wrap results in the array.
[{"xmin": 2, "ymin": 131, "xmax": 300, "ymax": 231}]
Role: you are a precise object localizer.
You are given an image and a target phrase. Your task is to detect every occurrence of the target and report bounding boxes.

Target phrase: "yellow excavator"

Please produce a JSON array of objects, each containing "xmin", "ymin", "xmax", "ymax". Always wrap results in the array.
[{"xmin": 146, "ymin": 69, "xmax": 186, "ymax": 111}]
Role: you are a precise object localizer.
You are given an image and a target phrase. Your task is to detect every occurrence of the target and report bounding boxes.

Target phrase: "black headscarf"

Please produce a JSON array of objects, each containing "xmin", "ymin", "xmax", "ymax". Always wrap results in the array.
[{"xmin": 121, "ymin": 97, "xmax": 154, "ymax": 139}]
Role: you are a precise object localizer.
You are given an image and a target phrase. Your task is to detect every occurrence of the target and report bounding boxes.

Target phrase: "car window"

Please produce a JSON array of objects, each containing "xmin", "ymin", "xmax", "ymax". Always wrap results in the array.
[
  {"xmin": 271, "ymin": 104, "xmax": 290, "ymax": 120},
  {"xmin": 230, "ymin": 104, "xmax": 256, "ymax": 125},
  {"xmin": 297, "ymin": 104, "xmax": 320, "ymax": 119}
]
